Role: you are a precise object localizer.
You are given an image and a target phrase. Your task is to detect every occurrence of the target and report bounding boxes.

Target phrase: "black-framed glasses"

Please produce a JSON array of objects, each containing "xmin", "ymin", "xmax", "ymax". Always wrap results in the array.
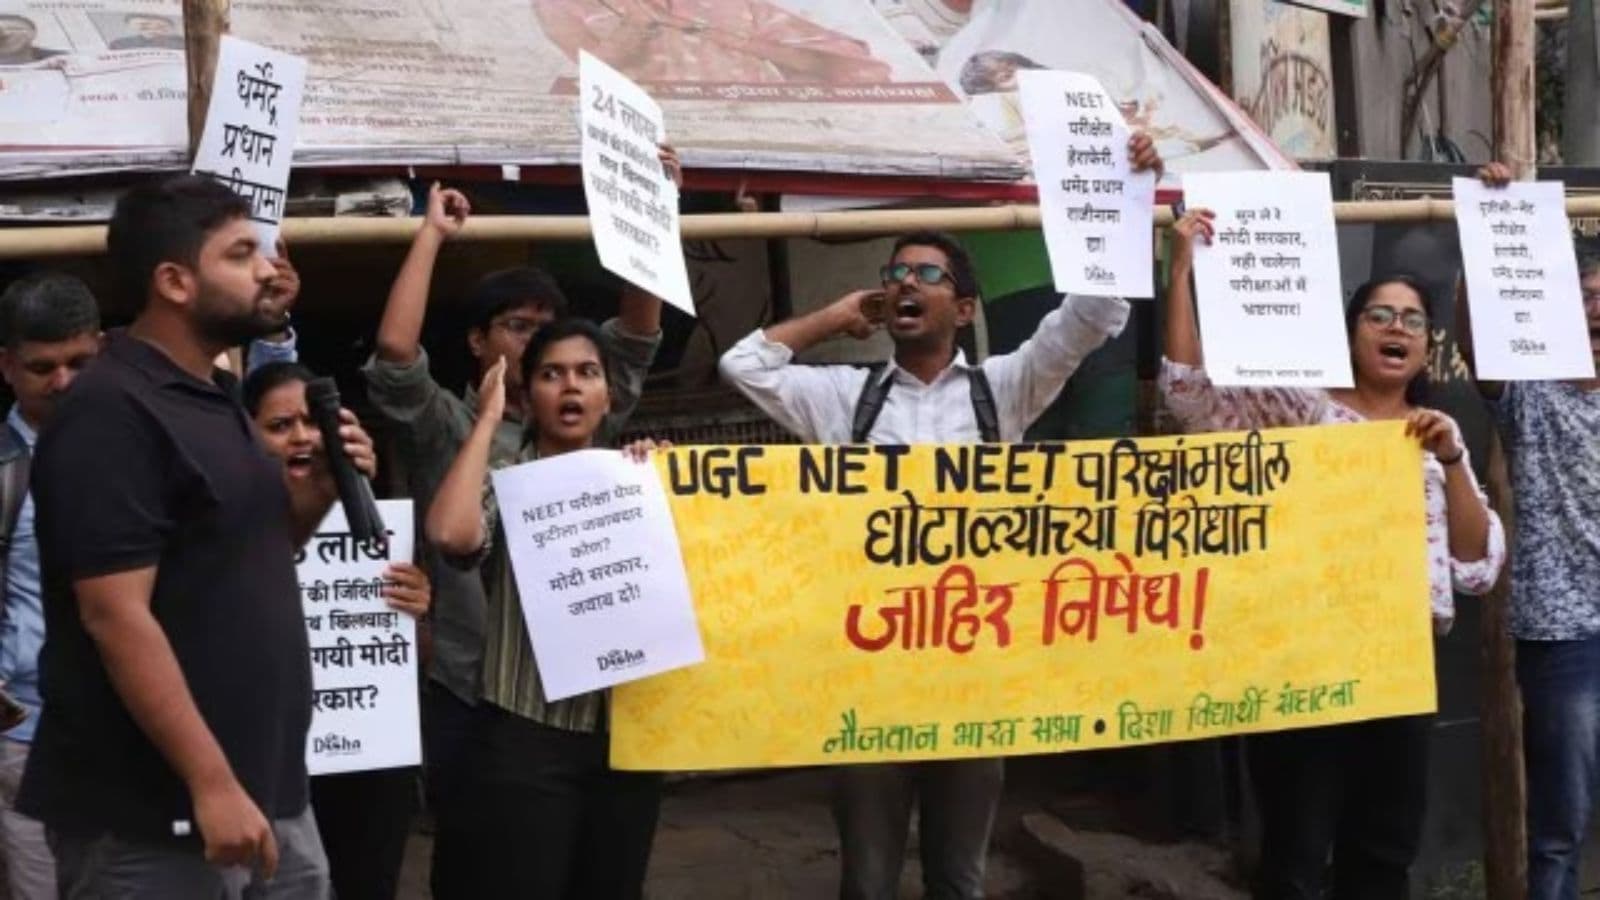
[
  {"xmin": 880, "ymin": 262, "xmax": 953, "ymax": 287},
  {"xmin": 1582, "ymin": 291, "xmax": 1600, "ymax": 307},
  {"xmin": 492, "ymin": 316, "xmax": 544, "ymax": 337},
  {"xmin": 1361, "ymin": 304, "xmax": 1429, "ymax": 335}
]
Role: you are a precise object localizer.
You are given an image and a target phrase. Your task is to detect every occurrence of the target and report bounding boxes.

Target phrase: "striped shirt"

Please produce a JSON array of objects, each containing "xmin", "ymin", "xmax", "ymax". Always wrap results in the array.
[{"xmin": 473, "ymin": 442, "xmax": 608, "ymax": 732}]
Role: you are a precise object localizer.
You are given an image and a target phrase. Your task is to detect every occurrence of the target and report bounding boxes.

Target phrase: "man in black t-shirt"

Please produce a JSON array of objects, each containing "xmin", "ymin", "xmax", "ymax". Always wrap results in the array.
[{"xmin": 20, "ymin": 176, "xmax": 372, "ymax": 896}]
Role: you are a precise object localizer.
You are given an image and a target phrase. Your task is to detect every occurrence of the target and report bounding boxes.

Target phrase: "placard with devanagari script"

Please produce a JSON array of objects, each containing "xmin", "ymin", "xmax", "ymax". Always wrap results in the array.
[
  {"xmin": 491, "ymin": 449, "xmax": 704, "ymax": 702},
  {"xmin": 1453, "ymin": 177, "xmax": 1595, "ymax": 380},
  {"xmin": 1018, "ymin": 69, "xmax": 1155, "ymax": 299},
  {"xmin": 191, "ymin": 35, "xmax": 306, "ymax": 256},
  {"xmin": 298, "ymin": 500, "xmax": 420, "ymax": 776},
  {"xmin": 578, "ymin": 50, "xmax": 695, "ymax": 316}
]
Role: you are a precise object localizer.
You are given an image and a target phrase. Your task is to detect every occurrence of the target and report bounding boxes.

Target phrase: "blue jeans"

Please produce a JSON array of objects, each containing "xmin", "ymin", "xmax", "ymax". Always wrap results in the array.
[
  {"xmin": 831, "ymin": 758, "xmax": 1004, "ymax": 900},
  {"xmin": 1519, "ymin": 636, "xmax": 1600, "ymax": 900}
]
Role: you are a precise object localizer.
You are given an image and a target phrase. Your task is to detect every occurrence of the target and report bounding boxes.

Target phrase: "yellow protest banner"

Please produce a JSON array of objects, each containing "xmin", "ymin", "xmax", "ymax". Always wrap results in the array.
[{"xmin": 611, "ymin": 420, "xmax": 1435, "ymax": 770}]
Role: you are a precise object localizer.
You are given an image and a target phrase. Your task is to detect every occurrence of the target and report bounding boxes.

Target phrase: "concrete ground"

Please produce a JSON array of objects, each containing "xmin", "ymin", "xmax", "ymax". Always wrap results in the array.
[{"xmin": 393, "ymin": 762, "xmax": 1245, "ymax": 899}]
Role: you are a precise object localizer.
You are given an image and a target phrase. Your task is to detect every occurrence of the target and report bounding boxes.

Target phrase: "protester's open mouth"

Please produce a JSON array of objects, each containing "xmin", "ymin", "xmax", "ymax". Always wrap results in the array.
[
  {"xmin": 286, "ymin": 452, "xmax": 314, "ymax": 475},
  {"xmin": 557, "ymin": 400, "xmax": 585, "ymax": 426},
  {"xmin": 1378, "ymin": 342, "xmax": 1409, "ymax": 361},
  {"xmin": 893, "ymin": 298, "xmax": 924, "ymax": 324}
]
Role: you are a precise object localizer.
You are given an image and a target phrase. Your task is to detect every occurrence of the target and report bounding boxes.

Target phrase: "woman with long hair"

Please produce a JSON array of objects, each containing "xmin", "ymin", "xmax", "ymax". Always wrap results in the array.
[
  {"xmin": 426, "ymin": 318, "xmax": 668, "ymax": 898},
  {"xmin": 242, "ymin": 362, "xmax": 431, "ymax": 900},
  {"xmin": 1160, "ymin": 208, "xmax": 1506, "ymax": 900}
]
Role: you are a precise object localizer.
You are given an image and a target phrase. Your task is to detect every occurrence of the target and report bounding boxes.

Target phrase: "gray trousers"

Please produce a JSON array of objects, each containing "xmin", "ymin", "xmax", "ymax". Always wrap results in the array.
[
  {"xmin": 0, "ymin": 739, "xmax": 54, "ymax": 900},
  {"xmin": 832, "ymin": 758, "xmax": 1004, "ymax": 900},
  {"xmin": 49, "ymin": 805, "xmax": 329, "ymax": 900}
]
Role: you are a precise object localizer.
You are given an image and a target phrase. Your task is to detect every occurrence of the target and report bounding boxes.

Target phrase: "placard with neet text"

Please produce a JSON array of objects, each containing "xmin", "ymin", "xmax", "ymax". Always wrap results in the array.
[
  {"xmin": 579, "ymin": 51, "xmax": 695, "ymax": 317},
  {"xmin": 1452, "ymin": 178, "xmax": 1594, "ymax": 380},
  {"xmin": 1184, "ymin": 171, "xmax": 1353, "ymax": 388},
  {"xmin": 1018, "ymin": 70, "xmax": 1155, "ymax": 299},
  {"xmin": 191, "ymin": 36, "xmax": 306, "ymax": 256},
  {"xmin": 299, "ymin": 500, "xmax": 420, "ymax": 776},
  {"xmin": 611, "ymin": 422, "xmax": 1436, "ymax": 770},
  {"xmin": 490, "ymin": 449, "xmax": 704, "ymax": 702}
]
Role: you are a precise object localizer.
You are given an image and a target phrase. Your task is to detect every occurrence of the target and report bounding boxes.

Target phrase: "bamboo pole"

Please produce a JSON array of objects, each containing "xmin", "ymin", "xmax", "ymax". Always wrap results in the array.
[
  {"xmin": 182, "ymin": 0, "xmax": 230, "ymax": 160},
  {"xmin": 1481, "ymin": 0, "xmax": 1536, "ymax": 891},
  {"xmin": 3, "ymin": 196, "xmax": 1600, "ymax": 261}
]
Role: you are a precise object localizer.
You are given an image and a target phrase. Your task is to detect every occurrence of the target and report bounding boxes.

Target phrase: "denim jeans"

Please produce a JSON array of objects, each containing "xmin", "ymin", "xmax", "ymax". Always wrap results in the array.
[
  {"xmin": 831, "ymin": 758, "xmax": 1004, "ymax": 900},
  {"xmin": 1519, "ymin": 636, "xmax": 1600, "ymax": 900},
  {"xmin": 1246, "ymin": 716, "xmax": 1432, "ymax": 900}
]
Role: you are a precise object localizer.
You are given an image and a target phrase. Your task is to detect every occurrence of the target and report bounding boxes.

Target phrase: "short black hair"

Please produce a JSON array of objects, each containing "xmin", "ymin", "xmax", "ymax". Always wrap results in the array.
[
  {"xmin": 242, "ymin": 361, "xmax": 316, "ymax": 417},
  {"xmin": 107, "ymin": 175, "xmax": 251, "ymax": 309},
  {"xmin": 0, "ymin": 273, "xmax": 101, "ymax": 350},
  {"xmin": 890, "ymin": 230, "xmax": 980, "ymax": 300},
  {"xmin": 518, "ymin": 318, "xmax": 612, "ymax": 389},
  {"xmin": 466, "ymin": 267, "xmax": 570, "ymax": 333},
  {"xmin": 1345, "ymin": 272, "xmax": 1437, "ymax": 406}
]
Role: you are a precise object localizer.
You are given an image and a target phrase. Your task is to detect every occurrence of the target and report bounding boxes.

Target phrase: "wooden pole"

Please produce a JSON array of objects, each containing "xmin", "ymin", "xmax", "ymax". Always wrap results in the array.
[
  {"xmin": 182, "ymin": 0, "xmax": 230, "ymax": 160},
  {"xmin": 4, "ymin": 196, "xmax": 1600, "ymax": 261},
  {"xmin": 1482, "ymin": 0, "xmax": 1535, "ymax": 892}
]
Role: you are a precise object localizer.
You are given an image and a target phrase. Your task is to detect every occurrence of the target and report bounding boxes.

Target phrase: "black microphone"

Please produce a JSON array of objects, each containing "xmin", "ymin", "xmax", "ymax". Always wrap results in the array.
[{"xmin": 304, "ymin": 377, "xmax": 385, "ymax": 543}]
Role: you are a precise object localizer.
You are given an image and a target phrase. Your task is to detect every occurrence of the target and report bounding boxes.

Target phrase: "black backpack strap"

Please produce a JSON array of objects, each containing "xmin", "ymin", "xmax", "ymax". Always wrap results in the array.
[
  {"xmin": 851, "ymin": 364, "xmax": 892, "ymax": 443},
  {"xmin": 968, "ymin": 367, "xmax": 1001, "ymax": 443}
]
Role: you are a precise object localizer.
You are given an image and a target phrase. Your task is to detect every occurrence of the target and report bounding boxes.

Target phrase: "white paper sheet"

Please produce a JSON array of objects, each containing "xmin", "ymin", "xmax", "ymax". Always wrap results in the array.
[
  {"xmin": 579, "ymin": 51, "xmax": 695, "ymax": 317},
  {"xmin": 1185, "ymin": 171, "xmax": 1353, "ymax": 387},
  {"xmin": 298, "ymin": 500, "xmax": 420, "ymax": 776},
  {"xmin": 1452, "ymin": 177, "xmax": 1594, "ymax": 380},
  {"xmin": 1018, "ymin": 69, "xmax": 1155, "ymax": 298},
  {"xmin": 491, "ymin": 449, "xmax": 704, "ymax": 702},
  {"xmin": 190, "ymin": 35, "xmax": 306, "ymax": 255}
]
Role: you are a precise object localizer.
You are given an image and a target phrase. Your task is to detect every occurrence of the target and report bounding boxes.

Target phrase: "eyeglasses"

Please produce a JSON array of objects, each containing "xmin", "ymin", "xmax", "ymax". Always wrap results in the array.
[
  {"xmin": 492, "ymin": 316, "xmax": 544, "ymax": 337},
  {"xmin": 880, "ymin": 262, "xmax": 953, "ymax": 287},
  {"xmin": 1361, "ymin": 305, "xmax": 1429, "ymax": 335},
  {"xmin": 1582, "ymin": 291, "xmax": 1600, "ymax": 307}
]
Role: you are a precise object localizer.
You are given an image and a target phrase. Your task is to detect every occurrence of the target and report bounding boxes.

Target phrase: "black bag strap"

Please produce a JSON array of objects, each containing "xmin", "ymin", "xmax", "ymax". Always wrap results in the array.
[
  {"xmin": 850, "ymin": 363, "xmax": 1002, "ymax": 443},
  {"xmin": 968, "ymin": 366, "xmax": 1001, "ymax": 443},
  {"xmin": 850, "ymin": 364, "xmax": 892, "ymax": 443}
]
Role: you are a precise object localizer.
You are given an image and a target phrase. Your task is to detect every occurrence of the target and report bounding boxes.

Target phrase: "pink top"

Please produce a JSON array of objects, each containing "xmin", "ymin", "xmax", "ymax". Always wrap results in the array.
[{"xmin": 1159, "ymin": 358, "xmax": 1506, "ymax": 635}]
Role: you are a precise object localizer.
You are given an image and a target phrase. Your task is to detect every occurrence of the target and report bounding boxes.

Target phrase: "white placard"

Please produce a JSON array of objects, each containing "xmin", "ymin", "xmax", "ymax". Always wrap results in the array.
[
  {"xmin": 299, "ymin": 500, "xmax": 420, "ymax": 776},
  {"xmin": 491, "ymin": 450, "xmax": 704, "ymax": 702},
  {"xmin": 190, "ymin": 36, "xmax": 306, "ymax": 255},
  {"xmin": 1452, "ymin": 178, "xmax": 1594, "ymax": 380},
  {"xmin": 1185, "ymin": 171, "xmax": 1353, "ymax": 387},
  {"xmin": 578, "ymin": 51, "xmax": 695, "ymax": 317},
  {"xmin": 1018, "ymin": 70, "xmax": 1155, "ymax": 298}
]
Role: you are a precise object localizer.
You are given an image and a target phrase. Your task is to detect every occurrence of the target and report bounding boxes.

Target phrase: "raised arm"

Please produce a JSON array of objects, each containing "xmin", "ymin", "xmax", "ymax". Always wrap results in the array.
[
  {"xmin": 761, "ymin": 289, "xmax": 879, "ymax": 355},
  {"xmin": 1157, "ymin": 208, "xmax": 1326, "ymax": 432},
  {"xmin": 426, "ymin": 359, "xmax": 504, "ymax": 556},
  {"xmin": 75, "ymin": 568, "xmax": 278, "ymax": 876},
  {"xmin": 376, "ymin": 183, "xmax": 470, "ymax": 365},
  {"xmin": 717, "ymin": 290, "xmax": 877, "ymax": 442},
  {"xmin": 1164, "ymin": 207, "xmax": 1213, "ymax": 367}
]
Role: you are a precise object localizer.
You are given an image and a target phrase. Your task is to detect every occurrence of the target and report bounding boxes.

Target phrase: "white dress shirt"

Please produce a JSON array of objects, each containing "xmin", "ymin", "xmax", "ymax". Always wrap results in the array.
[{"xmin": 718, "ymin": 294, "xmax": 1130, "ymax": 444}]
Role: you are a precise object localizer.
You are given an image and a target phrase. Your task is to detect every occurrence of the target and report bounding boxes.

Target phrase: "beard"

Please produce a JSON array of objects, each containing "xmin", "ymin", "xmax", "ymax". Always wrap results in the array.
[{"xmin": 191, "ymin": 281, "xmax": 284, "ymax": 347}]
